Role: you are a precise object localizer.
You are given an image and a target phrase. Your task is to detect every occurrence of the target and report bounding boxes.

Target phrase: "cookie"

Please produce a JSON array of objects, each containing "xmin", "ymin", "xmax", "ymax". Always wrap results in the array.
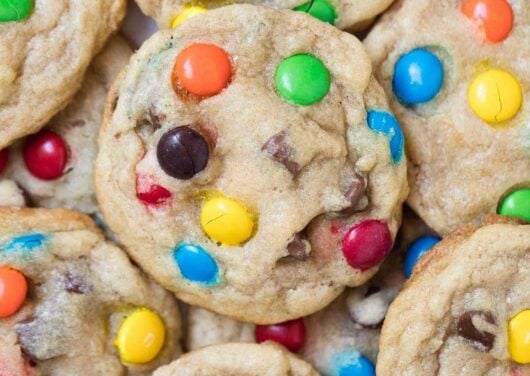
[
  {"xmin": 0, "ymin": 208, "xmax": 182, "ymax": 375},
  {"xmin": 0, "ymin": 0, "xmax": 126, "ymax": 149},
  {"xmin": 185, "ymin": 208, "xmax": 437, "ymax": 375},
  {"xmin": 377, "ymin": 216, "xmax": 530, "ymax": 375},
  {"xmin": 153, "ymin": 342, "xmax": 318, "ymax": 376},
  {"xmin": 134, "ymin": 0, "xmax": 394, "ymax": 31},
  {"xmin": 364, "ymin": 0, "xmax": 530, "ymax": 235},
  {"xmin": 96, "ymin": 5, "xmax": 408, "ymax": 323},
  {"xmin": 0, "ymin": 35, "xmax": 132, "ymax": 214}
]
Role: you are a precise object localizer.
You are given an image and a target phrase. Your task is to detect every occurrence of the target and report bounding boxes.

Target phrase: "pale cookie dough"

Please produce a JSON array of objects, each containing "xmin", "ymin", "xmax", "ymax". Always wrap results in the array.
[
  {"xmin": 0, "ymin": 0, "xmax": 126, "ymax": 148},
  {"xmin": 134, "ymin": 0, "xmax": 394, "ymax": 31},
  {"xmin": 0, "ymin": 35, "xmax": 132, "ymax": 214},
  {"xmin": 377, "ymin": 216, "xmax": 530, "ymax": 375},
  {"xmin": 153, "ymin": 342, "xmax": 319, "ymax": 376},
  {"xmin": 96, "ymin": 5, "xmax": 407, "ymax": 324},
  {"xmin": 365, "ymin": 0, "xmax": 530, "ymax": 235},
  {"xmin": 0, "ymin": 208, "xmax": 182, "ymax": 375}
]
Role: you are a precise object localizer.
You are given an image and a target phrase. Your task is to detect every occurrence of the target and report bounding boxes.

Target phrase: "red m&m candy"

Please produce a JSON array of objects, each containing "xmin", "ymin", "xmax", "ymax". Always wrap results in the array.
[
  {"xmin": 461, "ymin": 0, "xmax": 513, "ymax": 43},
  {"xmin": 23, "ymin": 131, "xmax": 67, "ymax": 180},
  {"xmin": 172, "ymin": 43, "xmax": 232, "ymax": 97},
  {"xmin": 342, "ymin": 220, "xmax": 393, "ymax": 271},
  {"xmin": 0, "ymin": 266, "xmax": 28, "ymax": 318},
  {"xmin": 255, "ymin": 319, "xmax": 306, "ymax": 352},
  {"xmin": 136, "ymin": 175, "xmax": 172, "ymax": 206}
]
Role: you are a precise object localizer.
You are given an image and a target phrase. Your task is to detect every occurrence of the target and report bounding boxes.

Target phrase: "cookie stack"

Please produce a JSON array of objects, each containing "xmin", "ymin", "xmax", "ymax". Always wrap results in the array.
[{"xmin": 0, "ymin": 0, "xmax": 528, "ymax": 375}]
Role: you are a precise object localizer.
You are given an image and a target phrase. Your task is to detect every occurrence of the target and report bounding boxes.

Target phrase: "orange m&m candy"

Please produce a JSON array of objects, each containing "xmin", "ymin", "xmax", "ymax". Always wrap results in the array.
[
  {"xmin": 0, "ymin": 266, "xmax": 28, "ymax": 318},
  {"xmin": 461, "ymin": 0, "xmax": 513, "ymax": 43},
  {"xmin": 172, "ymin": 43, "xmax": 232, "ymax": 97}
]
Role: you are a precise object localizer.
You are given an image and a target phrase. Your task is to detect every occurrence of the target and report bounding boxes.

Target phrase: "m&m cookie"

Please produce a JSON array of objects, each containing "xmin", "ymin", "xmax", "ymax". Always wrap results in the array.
[
  {"xmin": 184, "ymin": 208, "xmax": 438, "ymax": 375},
  {"xmin": 95, "ymin": 5, "xmax": 407, "ymax": 323},
  {"xmin": 377, "ymin": 216, "xmax": 530, "ymax": 375},
  {"xmin": 153, "ymin": 342, "xmax": 318, "ymax": 375},
  {"xmin": 365, "ymin": 0, "xmax": 530, "ymax": 234},
  {"xmin": 0, "ymin": 0, "xmax": 126, "ymax": 149},
  {"xmin": 0, "ymin": 208, "xmax": 182, "ymax": 374},
  {"xmin": 0, "ymin": 36, "xmax": 131, "ymax": 214},
  {"xmin": 134, "ymin": 0, "xmax": 394, "ymax": 31}
]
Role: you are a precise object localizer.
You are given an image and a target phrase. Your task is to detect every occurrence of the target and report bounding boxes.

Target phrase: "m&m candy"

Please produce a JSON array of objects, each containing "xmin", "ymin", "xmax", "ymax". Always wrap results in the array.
[
  {"xmin": 508, "ymin": 310, "xmax": 530, "ymax": 364},
  {"xmin": 157, "ymin": 127, "xmax": 209, "ymax": 180},
  {"xmin": 468, "ymin": 69, "xmax": 522, "ymax": 124},
  {"xmin": 333, "ymin": 351, "xmax": 376, "ymax": 376},
  {"xmin": 293, "ymin": 0, "xmax": 337, "ymax": 25},
  {"xmin": 135, "ymin": 175, "xmax": 172, "ymax": 206},
  {"xmin": 342, "ymin": 220, "xmax": 393, "ymax": 271},
  {"xmin": 171, "ymin": 5, "xmax": 207, "ymax": 28},
  {"xmin": 201, "ymin": 194, "xmax": 255, "ymax": 246},
  {"xmin": 0, "ymin": 0, "xmax": 33, "ymax": 22},
  {"xmin": 392, "ymin": 48, "xmax": 444, "ymax": 105},
  {"xmin": 173, "ymin": 243, "xmax": 219, "ymax": 284},
  {"xmin": 367, "ymin": 110, "xmax": 404, "ymax": 164},
  {"xmin": 403, "ymin": 235, "xmax": 441, "ymax": 278},
  {"xmin": 461, "ymin": 0, "xmax": 513, "ymax": 43},
  {"xmin": 172, "ymin": 43, "xmax": 232, "ymax": 97},
  {"xmin": 498, "ymin": 189, "xmax": 530, "ymax": 223},
  {"xmin": 275, "ymin": 54, "xmax": 330, "ymax": 106},
  {"xmin": 255, "ymin": 319, "xmax": 306, "ymax": 352},
  {"xmin": 114, "ymin": 308, "xmax": 166, "ymax": 364},
  {"xmin": 0, "ymin": 266, "xmax": 28, "ymax": 318},
  {"xmin": 23, "ymin": 130, "xmax": 68, "ymax": 180}
]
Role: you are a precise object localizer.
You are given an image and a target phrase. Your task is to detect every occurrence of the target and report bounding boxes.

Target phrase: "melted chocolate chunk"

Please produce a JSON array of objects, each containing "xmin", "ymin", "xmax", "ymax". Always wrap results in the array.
[
  {"xmin": 341, "ymin": 173, "xmax": 367, "ymax": 215},
  {"xmin": 262, "ymin": 132, "xmax": 300, "ymax": 175},
  {"xmin": 157, "ymin": 126, "xmax": 209, "ymax": 180},
  {"xmin": 136, "ymin": 105, "xmax": 165, "ymax": 130},
  {"xmin": 457, "ymin": 310, "xmax": 497, "ymax": 351},
  {"xmin": 63, "ymin": 272, "xmax": 90, "ymax": 294},
  {"xmin": 287, "ymin": 233, "xmax": 311, "ymax": 260}
]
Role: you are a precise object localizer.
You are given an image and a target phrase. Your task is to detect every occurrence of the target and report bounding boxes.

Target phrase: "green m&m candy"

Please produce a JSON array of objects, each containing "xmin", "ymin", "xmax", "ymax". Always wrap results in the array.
[
  {"xmin": 0, "ymin": 0, "xmax": 33, "ymax": 22},
  {"xmin": 293, "ymin": 0, "xmax": 337, "ymax": 25},
  {"xmin": 275, "ymin": 53, "xmax": 330, "ymax": 106},
  {"xmin": 498, "ymin": 188, "xmax": 530, "ymax": 222}
]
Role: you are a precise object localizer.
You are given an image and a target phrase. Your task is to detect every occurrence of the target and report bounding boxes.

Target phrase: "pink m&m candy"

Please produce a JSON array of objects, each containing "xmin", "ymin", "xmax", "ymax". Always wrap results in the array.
[{"xmin": 342, "ymin": 220, "xmax": 393, "ymax": 270}]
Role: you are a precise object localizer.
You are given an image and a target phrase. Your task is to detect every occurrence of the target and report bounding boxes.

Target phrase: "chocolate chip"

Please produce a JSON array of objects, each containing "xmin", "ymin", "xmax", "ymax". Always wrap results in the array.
[
  {"xmin": 157, "ymin": 126, "xmax": 209, "ymax": 180},
  {"xmin": 340, "ymin": 173, "xmax": 367, "ymax": 215},
  {"xmin": 457, "ymin": 310, "xmax": 497, "ymax": 351},
  {"xmin": 63, "ymin": 272, "xmax": 90, "ymax": 294},
  {"xmin": 262, "ymin": 131, "xmax": 300, "ymax": 175},
  {"xmin": 287, "ymin": 233, "xmax": 311, "ymax": 260}
]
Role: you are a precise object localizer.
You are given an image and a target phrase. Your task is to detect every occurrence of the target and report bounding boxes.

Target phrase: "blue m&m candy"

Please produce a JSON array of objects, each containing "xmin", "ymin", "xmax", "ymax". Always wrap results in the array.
[
  {"xmin": 333, "ymin": 351, "xmax": 375, "ymax": 376},
  {"xmin": 367, "ymin": 110, "xmax": 404, "ymax": 164},
  {"xmin": 392, "ymin": 48, "xmax": 444, "ymax": 105},
  {"xmin": 173, "ymin": 243, "xmax": 219, "ymax": 284},
  {"xmin": 403, "ymin": 235, "xmax": 441, "ymax": 278}
]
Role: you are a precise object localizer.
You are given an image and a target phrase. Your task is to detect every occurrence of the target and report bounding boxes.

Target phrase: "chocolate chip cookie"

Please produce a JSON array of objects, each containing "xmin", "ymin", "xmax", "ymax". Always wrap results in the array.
[
  {"xmin": 153, "ymin": 342, "xmax": 318, "ymax": 375},
  {"xmin": 0, "ymin": 35, "xmax": 132, "ymax": 214},
  {"xmin": 134, "ymin": 0, "xmax": 394, "ymax": 31},
  {"xmin": 0, "ymin": 208, "xmax": 182, "ymax": 375},
  {"xmin": 365, "ymin": 0, "xmax": 530, "ymax": 234},
  {"xmin": 377, "ymin": 216, "xmax": 530, "ymax": 375},
  {"xmin": 96, "ymin": 5, "xmax": 408, "ymax": 324},
  {"xmin": 0, "ymin": 0, "xmax": 126, "ymax": 149}
]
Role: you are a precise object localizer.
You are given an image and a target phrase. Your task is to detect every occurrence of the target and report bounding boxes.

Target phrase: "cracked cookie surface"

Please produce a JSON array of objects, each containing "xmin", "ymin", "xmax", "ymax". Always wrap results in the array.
[
  {"xmin": 0, "ymin": 0, "xmax": 126, "ymax": 148},
  {"xmin": 96, "ymin": 5, "xmax": 407, "ymax": 324},
  {"xmin": 0, "ymin": 208, "xmax": 182, "ymax": 375}
]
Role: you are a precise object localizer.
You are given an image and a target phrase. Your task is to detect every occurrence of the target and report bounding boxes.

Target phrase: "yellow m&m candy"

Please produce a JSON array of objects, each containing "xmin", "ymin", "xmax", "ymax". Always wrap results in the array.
[
  {"xmin": 468, "ymin": 69, "xmax": 522, "ymax": 124},
  {"xmin": 508, "ymin": 309, "xmax": 530, "ymax": 364},
  {"xmin": 171, "ymin": 5, "xmax": 207, "ymax": 28},
  {"xmin": 114, "ymin": 308, "xmax": 166, "ymax": 364},
  {"xmin": 201, "ymin": 194, "xmax": 255, "ymax": 246}
]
